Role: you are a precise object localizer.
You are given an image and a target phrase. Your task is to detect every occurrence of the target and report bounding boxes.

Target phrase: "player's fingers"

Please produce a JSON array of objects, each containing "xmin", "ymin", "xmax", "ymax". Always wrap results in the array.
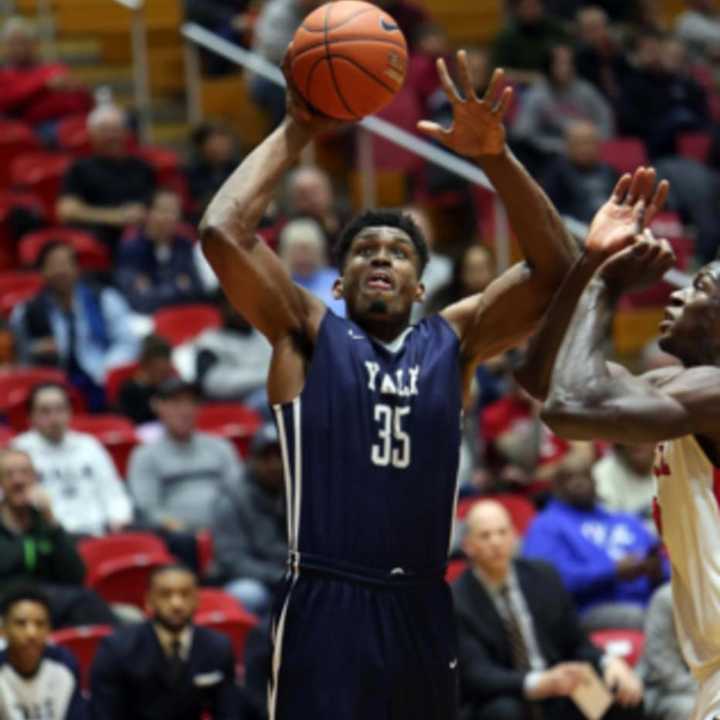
[
  {"xmin": 436, "ymin": 57, "xmax": 462, "ymax": 103},
  {"xmin": 417, "ymin": 120, "xmax": 451, "ymax": 143},
  {"xmin": 456, "ymin": 50, "xmax": 477, "ymax": 102},
  {"xmin": 612, "ymin": 174, "xmax": 632, "ymax": 203},
  {"xmin": 626, "ymin": 166, "xmax": 646, "ymax": 205},
  {"xmin": 631, "ymin": 197, "xmax": 646, "ymax": 234},
  {"xmin": 646, "ymin": 179, "xmax": 670, "ymax": 224},
  {"xmin": 483, "ymin": 67, "xmax": 504, "ymax": 105},
  {"xmin": 494, "ymin": 86, "xmax": 513, "ymax": 118}
]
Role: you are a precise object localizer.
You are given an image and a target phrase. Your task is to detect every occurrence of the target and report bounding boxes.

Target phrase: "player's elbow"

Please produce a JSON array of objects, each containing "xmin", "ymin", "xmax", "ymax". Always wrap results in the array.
[{"xmin": 540, "ymin": 399, "xmax": 596, "ymax": 441}]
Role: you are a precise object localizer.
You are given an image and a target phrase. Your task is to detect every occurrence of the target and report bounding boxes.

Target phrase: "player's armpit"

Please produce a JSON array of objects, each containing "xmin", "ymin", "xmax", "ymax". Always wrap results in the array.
[{"xmin": 541, "ymin": 365, "xmax": 720, "ymax": 444}]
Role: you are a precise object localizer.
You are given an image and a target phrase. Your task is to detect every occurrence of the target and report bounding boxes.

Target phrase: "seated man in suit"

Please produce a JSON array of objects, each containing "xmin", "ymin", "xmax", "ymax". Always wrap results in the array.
[
  {"xmin": 453, "ymin": 500, "xmax": 644, "ymax": 720},
  {"xmin": 90, "ymin": 563, "xmax": 240, "ymax": 720}
]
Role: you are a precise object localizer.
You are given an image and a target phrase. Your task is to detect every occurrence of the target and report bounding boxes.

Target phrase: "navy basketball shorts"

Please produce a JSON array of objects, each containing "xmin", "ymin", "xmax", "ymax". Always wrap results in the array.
[{"xmin": 268, "ymin": 567, "xmax": 459, "ymax": 720}]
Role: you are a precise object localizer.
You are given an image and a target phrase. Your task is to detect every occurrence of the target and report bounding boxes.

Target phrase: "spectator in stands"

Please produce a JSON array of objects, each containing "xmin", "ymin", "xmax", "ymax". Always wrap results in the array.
[
  {"xmin": 675, "ymin": 0, "xmax": 720, "ymax": 60},
  {"xmin": 618, "ymin": 30, "xmax": 710, "ymax": 158},
  {"xmin": 90, "ymin": 564, "xmax": 240, "ymax": 719},
  {"xmin": 513, "ymin": 44, "xmax": 614, "ymax": 166},
  {"xmin": 592, "ymin": 443, "xmax": 656, "ymax": 531},
  {"xmin": 117, "ymin": 334, "xmax": 175, "ymax": 425},
  {"xmin": 57, "ymin": 103, "xmax": 156, "ymax": 249},
  {"xmin": 127, "ymin": 378, "xmax": 242, "ymax": 534},
  {"xmin": 0, "ymin": 17, "xmax": 91, "ymax": 141},
  {"xmin": 186, "ymin": 123, "xmax": 241, "ymax": 223},
  {"xmin": 278, "ymin": 218, "xmax": 345, "ymax": 316},
  {"xmin": 211, "ymin": 423, "xmax": 286, "ymax": 616},
  {"xmin": 453, "ymin": 500, "xmax": 643, "ymax": 720},
  {"xmin": 640, "ymin": 583, "xmax": 698, "ymax": 720},
  {"xmin": 286, "ymin": 165, "xmax": 347, "ymax": 249},
  {"xmin": 193, "ymin": 291, "xmax": 271, "ymax": 412},
  {"xmin": 574, "ymin": 6, "xmax": 629, "ymax": 107},
  {"xmin": 523, "ymin": 454, "xmax": 668, "ymax": 631},
  {"xmin": 0, "ymin": 448, "xmax": 116, "ymax": 628},
  {"xmin": 0, "ymin": 586, "xmax": 86, "ymax": 720},
  {"xmin": 425, "ymin": 244, "xmax": 494, "ymax": 317},
  {"xmin": 12, "ymin": 382, "xmax": 133, "ymax": 537},
  {"xmin": 249, "ymin": 0, "xmax": 321, "ymax": 127},
  {"xmin": 406, "ymin": 24, "xmax": 451, "ymax": 116},
  {"xmin": 491, "ymin": 0, "xmax": 569, "ymax": 84},
  {"xmin": 375, "ymin": 0, "xmax": 431, "ymax": 50},
  {"xmin": 542, "ymin": 121, "xmax": 618, "ymax": 223},
  {"xmin": 10, "ymin": 242, "xmax": 139, "ymax": 411},
  {"xmin": 115, "ymin": 189, "xmax": 206, "ymax": 314}
]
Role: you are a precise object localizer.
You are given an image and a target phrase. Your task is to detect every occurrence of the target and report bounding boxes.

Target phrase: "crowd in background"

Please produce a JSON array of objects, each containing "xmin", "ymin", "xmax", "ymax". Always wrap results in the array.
[{"xmin": 0, "ymin": 0, "xmax": 719, "ymax": 718}]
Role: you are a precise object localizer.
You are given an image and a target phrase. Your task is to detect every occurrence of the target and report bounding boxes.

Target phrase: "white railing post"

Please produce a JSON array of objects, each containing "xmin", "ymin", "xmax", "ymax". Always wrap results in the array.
[{"xmin": 184, "ymin": 39, "xmax": 203, "ymax": 127}]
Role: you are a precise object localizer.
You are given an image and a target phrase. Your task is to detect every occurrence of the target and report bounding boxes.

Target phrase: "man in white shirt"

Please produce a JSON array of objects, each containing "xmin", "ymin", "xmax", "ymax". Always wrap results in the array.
[{"xmin": 13, "ymin": 382, "xmax": 133, "ymax": 536}]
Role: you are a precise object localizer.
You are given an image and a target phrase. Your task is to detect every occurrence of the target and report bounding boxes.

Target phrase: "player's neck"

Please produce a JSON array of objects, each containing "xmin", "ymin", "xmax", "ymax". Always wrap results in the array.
[{"xmin": 353, "ymin": 314, "xmax": 411, "ymax": 345}]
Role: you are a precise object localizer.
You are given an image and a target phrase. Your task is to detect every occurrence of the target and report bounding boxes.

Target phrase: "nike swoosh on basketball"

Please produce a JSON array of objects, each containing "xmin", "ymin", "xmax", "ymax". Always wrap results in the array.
[{"xmin": 379, "ymin": 18, "xmax": 398, "ymax": 31}]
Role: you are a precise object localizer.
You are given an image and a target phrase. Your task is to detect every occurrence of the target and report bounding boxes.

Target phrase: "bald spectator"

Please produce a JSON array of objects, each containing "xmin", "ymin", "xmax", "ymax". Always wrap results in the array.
[
  {"xmin": 675, "ymin": 0, "xmax": 720, "ymax": 59},
  {"xmin": 453, "ymin": 501, "xmax": 643, "ymax": 720},
  {"xmin": 286, "ymin": 165, "xmax": 347, "ymax": 248},
  {"xmin": 542, "ymin": 121, "xmax": 618, "ymax": 223},
  {"xmin": 514, "ymin": 44, "xmax": 614, "ymax": 164},
  {"xmin": 278, "ymin": 218, "xmax": 344, "ymax": 316},
  {"xmin": 574, "ymin": 7, "xmax": 629, "ymax": 105},
  {"xmin": 0, "ymin": 17, "xmax": 90, "ymax": 139},
  {"xmin": 57, "ymin": 104, "xmax": 156, "ymax": 250}
]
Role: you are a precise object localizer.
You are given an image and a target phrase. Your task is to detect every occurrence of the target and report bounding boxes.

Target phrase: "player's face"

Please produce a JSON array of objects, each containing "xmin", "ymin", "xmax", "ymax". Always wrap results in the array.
[
  {"xmin": 659, "ymin": 266, "xmax": 720, "ymax": 364},
  {"xmin": 148, "ymin": 569, "xmax": 197, "ymax": 633},
  {"xmin": 337, "ymin": 226, "xmax": 424, "ymax": 324},
  {"xmin": 4, "ymin": 601, "xmax": 50, "ymax": 674}
]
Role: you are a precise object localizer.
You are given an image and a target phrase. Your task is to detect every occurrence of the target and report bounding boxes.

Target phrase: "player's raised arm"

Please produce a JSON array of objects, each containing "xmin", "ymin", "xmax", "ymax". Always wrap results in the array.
[
  {"xmin": 418, "ymin": 53, "xmax": 579, "ymax": 364},
  {"xmin": 515, "ymin": 168, "xmax": 669, "ymax": 399},
  {"xmin": 199, "ymin": 52, "xmax": 340, "ymax": 346}
]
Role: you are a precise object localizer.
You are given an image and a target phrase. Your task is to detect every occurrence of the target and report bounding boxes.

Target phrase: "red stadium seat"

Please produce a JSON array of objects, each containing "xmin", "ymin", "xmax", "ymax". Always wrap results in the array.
[
  {"xmin": 86, "ymin": 550, "xmax": 175, "ymax": 608},
  {"xmin": 196, "ymin": 529, "xmax": 214, "ymax": 579},
  {"xmin": 78, "ymin": 532, "xmax": 169, "ymax": 570},
  {"xmin": 196, "ymin": 403, "xmax": 263, "ymax": 458},
  {"xmin": 136, "ymin": 146, "xmax": 181, "ymax": 185},
  {"xmin": 0, "ymin": 271, "xmax": 43, "ymax": 317},
  {"xmin": 19, "ymin": 226, "xmax": 110, "ymax": 271},
  {"xmin": 677, "ymin": 131, "xmax": 712, "ymax": 164},
  {"xmin": 11, "ymin": 153, "xmax": 73, "ymax": 220},
  {"xmin": 445, "ymin": 558, "xmax": 468, "ymax": 583},
  {"xmin": 0, "ymin": 121, "xmax": 40, "ymax": 188},
  {"xmin": 50, "ymin": 624, "xmax": 113, "ymax": 690},
  {"xmin": 105, "ymin": 361, "xmax": 140, "ymax": 406},
  {"xmin": 153, "ymin": 304, "xmax": 221, "ymax": 346},
  {"xmin": 70, "ymin": 414, "xmax": 139, "ymax": 477},
  {"xmin": 600, "ymin": 138, "xmax": 648, "ymax": 176},
  {"xmin": 455, "ymin": 494, "xmax": 537, "ymax": 535},
  {"xmin": 56, "ymin": 115, "xmax": 91, "ymax": 157},
  {"xmin": 0, "ymin": 425, "xmax": 15, "ymax": 447},
  {"xmin": 197, "ymin": 588, "xmax": 247, "ymax": 616},
  {"xmin": 590, "ymin": 629, "xmax": 645, "ymax": 667}
]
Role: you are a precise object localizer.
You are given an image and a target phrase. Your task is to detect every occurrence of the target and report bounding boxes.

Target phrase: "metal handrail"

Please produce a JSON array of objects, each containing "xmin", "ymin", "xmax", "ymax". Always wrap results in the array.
[
  {"xmin": 110, "ymin": 0, "xmax": 151, "ymax": 143},
  {"xmin": 180, "ymin": 22, "xmax": 690, "ymax": 287}
]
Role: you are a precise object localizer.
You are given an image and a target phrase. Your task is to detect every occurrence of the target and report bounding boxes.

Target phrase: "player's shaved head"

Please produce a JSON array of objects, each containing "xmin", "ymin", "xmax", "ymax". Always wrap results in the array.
[{"xmin": 463, "ymin": 501, "xmax": 517, "ymax": 582}]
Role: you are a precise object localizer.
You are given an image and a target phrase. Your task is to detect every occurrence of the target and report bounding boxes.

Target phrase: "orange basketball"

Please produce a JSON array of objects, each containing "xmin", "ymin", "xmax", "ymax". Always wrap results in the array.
[{"xmin": 290, "ymin": 0, "xmax": 408, "ymax": 121}]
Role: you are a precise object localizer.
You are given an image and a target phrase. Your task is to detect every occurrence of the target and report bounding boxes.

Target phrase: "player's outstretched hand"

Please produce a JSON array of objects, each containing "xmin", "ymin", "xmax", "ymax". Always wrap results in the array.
[
  {"xmin": 417, "ymin": 52, "xmax": 511, "ymax": 159},
  {"xmin": 281, "ymin": 43, "xmax": 347, "ymax": 136},
  {"xmin": 586, "ymin": 167, "xmax": 669, "ymax": 260},
  {"xmin": 598, "ymin": 229, "xmax": 676, "ymax": 296}
]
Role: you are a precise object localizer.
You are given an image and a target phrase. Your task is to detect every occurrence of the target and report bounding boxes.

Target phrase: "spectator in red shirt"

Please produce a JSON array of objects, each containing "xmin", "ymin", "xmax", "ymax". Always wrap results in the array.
[{"xmin": 0, "ymin": 17, "xmax": 90, "ymax": 139}]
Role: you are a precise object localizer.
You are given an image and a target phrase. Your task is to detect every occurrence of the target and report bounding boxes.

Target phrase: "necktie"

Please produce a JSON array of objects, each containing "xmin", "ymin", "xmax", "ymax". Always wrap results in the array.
[
  {"xmin": 499, "ymin": 584, "xmax": 531, "ymax": 670},
  {"xmin": 166, "ymin": 638, "xmax": 185, "ymax": 686}
]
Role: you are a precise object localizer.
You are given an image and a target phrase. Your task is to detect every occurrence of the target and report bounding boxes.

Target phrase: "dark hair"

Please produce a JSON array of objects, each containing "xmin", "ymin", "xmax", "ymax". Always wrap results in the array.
[
  {"xmin": 190, "ymin": 121, "xmax": 232, "ymax": 151},
  {"xmin": 27, "ymin": 381, "xmax": 69, "ymax": 413},
  {"xmin": 1, "ymin": 584, "xmax": 52, "ymax": 620},
  {"xmin": 36, "ymin": 240, "xmax": 76, "ymax": 271},
  {"xmin": 335, "ymin": 209, "xmax": 429, "ymax": 274},
  {"xmin": 148, "ymin": 563, "xmax": 197, "ymax": 589},
  {"xmin": 139, "ymin": 334, "xmax": 172, "ymax": 364},
  {"xmin": 542, "ymin": 43, "xmax": 574, "ymax": 78}
]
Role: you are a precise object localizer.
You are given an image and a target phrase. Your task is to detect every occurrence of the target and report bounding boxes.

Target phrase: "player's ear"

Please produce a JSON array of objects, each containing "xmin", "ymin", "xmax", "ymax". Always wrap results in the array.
[
  {"xmin": 332, "ymin": 277, "xmax": 344, "ymax": 299},
  {"xmin": 414, "ymin": 282, "xmax": 426, "ymax": 303}
]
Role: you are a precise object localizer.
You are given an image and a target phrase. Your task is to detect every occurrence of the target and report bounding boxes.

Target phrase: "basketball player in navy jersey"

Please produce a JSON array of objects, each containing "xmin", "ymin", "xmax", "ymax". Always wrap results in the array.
[{"xmin": 200, "ymin": 50, "xmax": 640, "ymax": 720}]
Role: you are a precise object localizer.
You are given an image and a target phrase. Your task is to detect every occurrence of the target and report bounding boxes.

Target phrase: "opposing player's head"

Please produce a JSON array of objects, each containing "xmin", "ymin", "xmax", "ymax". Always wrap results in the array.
[
  {"xmin": 659, "ymin": 261, "xmax": 720, "ymax": 366},
  {"xmin": 333, "ymin": 210, "xmax": 428, "ymax": 332}
]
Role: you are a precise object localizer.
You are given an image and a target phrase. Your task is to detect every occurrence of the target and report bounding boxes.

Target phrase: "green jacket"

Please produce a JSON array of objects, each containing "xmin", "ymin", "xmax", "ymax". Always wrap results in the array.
[{"xmin": 0, "ymin": 508, "xmax": 86, "ymax": 586}]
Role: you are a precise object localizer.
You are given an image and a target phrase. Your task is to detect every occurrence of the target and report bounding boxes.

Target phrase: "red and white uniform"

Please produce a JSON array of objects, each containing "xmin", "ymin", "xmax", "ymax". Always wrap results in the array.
[{"xmin": 655, "ymin": 436, "xmax": 720, "ymax": 720}]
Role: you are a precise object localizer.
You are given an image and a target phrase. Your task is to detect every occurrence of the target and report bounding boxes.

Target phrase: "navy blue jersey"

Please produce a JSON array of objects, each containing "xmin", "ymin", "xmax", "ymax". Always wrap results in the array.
[{"xmin": 273, "ymin": 310, "xmax": 462, "ymax": 574}]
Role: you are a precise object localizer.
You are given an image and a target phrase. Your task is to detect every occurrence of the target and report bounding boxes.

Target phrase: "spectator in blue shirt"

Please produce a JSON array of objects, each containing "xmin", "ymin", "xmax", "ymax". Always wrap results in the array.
[
  {"xmin": 10, "ymin": 242, "xmax": 139, "ymax": 410},
  {"xmin": 116, "ymin": 189, "xmax": 206, "ymax": 314},
  {"xmin": 523, "ymin": 454, "xmax": 668, "ymax": 631},
  {"xmin": 0, "ymin": 586, "xmax": 87, "ymax": 720}
]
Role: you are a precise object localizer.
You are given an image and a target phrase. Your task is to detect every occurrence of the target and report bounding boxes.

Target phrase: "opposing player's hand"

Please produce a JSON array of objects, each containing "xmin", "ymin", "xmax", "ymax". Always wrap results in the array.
[
  {"xmin": 603, "ymin": 657, "xmax": 643, "ymax": 707},
  {"xmin": 417, "ymin": 52, "xmax": 511, "ymax": 159},
  {"xmin": 598, "ymin": 230, "xmax": 676, "ymax": 296},
  {"xmin": 281, "ymin": 43, "xmax": 348, "ymax": 136},
  {"xmin": 586, "ymin": 167, "xmax": 669, "ymax": 261}
]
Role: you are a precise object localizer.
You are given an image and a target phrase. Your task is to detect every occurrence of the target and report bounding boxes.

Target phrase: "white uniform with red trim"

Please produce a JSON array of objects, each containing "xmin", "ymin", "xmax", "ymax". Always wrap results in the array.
[{"xmin": 655, "ymin": 435, "xmax": 720, "ymax": 720}]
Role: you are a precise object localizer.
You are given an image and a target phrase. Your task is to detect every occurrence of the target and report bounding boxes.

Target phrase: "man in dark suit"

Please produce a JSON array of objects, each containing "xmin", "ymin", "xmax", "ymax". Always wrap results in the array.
[
  {"xmin": 453, "ymin": 500, "xmax": 643, "ymax": 720},
  {"xmin": 90, "ymin": 563, "xmax": 241, "ymax": 719}
]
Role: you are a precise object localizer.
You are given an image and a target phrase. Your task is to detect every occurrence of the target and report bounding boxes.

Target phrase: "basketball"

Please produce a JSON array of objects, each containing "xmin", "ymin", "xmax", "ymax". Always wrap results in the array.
[{"xmin": 290, "ymin": 0, "xmax": 408, "ymax": 121}]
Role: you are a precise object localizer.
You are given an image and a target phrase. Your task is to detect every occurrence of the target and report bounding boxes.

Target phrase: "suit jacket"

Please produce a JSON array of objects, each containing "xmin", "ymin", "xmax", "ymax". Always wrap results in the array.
[
  {"xmin": 452, "ymin": 558, "xmax": 602, "ymax": 705},
  {"xmin": 90, "ymin": 621, "xmax": 240, "ymax": 720}
]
